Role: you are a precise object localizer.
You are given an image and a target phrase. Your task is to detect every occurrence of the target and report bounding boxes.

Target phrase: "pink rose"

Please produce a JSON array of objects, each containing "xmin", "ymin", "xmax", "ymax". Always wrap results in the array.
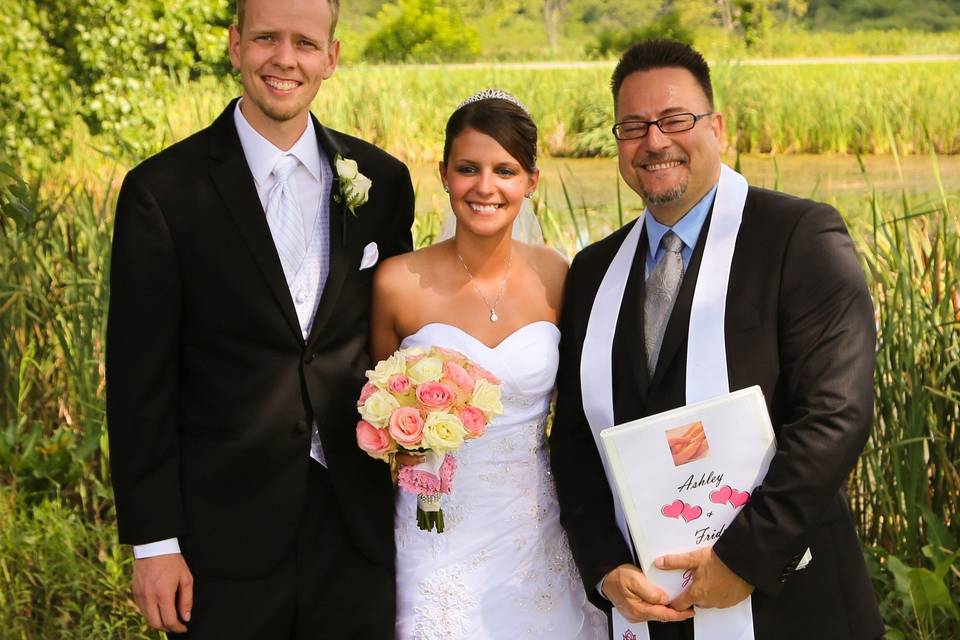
[
  {"xmin": 468, "ymin": 363, "xmax": 500, "ymax": 385},
  {"xmin": 443, "ymin": 361, "xmax": 475, "ymax": 394},
  {"xmin": 387, "ymin": 374, "xmax": 411, "ymax": 395},
  {"xmin": 459, "ymin": 406, "xmax": 488, "ymax": 438},
  {"xmin": 356, "ymin": 420, "xmax": 392, "ymax": 457},
  {"xmin": 388, "ymin": 407, "xmax": 425, "ymax": 447},
  {"xmin": 416, "ymin": 381, "xmax": 455, "ymax": 409},
  {"xmin": 358, "ymin": 382, "xmax": 378, "ymax": 406}
]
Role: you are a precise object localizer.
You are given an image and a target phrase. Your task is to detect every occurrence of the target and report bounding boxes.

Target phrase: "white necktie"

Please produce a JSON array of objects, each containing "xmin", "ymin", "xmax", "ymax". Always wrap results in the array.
[{"xmin": 265, "ymin": 155, "xmax": 307, "ymax": 285}]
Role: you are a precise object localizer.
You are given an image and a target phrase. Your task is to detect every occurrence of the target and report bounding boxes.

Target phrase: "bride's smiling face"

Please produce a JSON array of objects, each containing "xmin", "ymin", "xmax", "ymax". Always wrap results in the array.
[{"xmin": 440, "ymin": 128, "xmax": 539, "ymax": 238}]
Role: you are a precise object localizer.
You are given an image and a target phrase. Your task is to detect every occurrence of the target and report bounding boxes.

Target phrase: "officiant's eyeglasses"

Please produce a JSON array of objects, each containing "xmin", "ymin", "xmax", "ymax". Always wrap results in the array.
[{"xmin": 612, "ymin": 112, "xmax": 714, "ymax": 140}]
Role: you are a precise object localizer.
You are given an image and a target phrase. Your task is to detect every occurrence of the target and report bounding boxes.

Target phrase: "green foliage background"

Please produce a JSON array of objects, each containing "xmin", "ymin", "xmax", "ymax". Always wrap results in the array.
[
  {"xmin": 0, "ymin": 0, "xmax": 959, "ymax": 636},
  {"xmin": 0, "ymin": 0, "xmax": 231, "ymax": 164}
]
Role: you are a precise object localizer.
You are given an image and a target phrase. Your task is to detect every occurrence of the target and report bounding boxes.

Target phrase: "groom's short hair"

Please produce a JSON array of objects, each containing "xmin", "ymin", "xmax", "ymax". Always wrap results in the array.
[
  {"xmin": 611, "ymin": 39, "xmax": 713, "ymax": 109},
  {"xmin": 237, "ymin": 0, "xmax": 340, "ymax": 39}
]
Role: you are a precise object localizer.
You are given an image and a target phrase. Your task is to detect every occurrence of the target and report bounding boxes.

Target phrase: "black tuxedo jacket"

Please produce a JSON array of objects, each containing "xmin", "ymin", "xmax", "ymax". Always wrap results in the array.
[
  {"xmin": 551, "ymin": 188, "xmax": 883, "ymax": 639},
  {"xmin": 106, "ymin": 100, "xmax": 414, "ymax": 578}
]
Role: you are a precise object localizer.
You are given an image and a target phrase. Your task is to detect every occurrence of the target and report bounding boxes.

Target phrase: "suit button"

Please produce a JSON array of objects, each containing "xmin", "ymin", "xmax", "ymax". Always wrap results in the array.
[
  {"xmin": 304, "ymin": 352, "xmax": 316, "ymax": 364},
  {"xmin": 292, "ymin": 420, "xmax": 309, "ymax": 437}
]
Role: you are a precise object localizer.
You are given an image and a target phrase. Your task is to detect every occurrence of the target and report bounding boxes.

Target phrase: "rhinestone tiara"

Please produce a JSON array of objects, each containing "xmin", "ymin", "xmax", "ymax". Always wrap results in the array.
[{"xmin": 456, "ymin": 88, "xmax": 530, "ymax": 115}]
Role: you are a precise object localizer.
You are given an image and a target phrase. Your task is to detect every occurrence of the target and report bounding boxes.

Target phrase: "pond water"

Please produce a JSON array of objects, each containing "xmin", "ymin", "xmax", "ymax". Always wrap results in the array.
[{"xmin": 410, "ymin": 154, "xmax": 960, "ymax": 216}]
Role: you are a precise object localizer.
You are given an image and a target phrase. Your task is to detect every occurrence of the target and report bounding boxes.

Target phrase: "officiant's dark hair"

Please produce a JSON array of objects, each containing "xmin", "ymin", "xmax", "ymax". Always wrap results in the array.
[
  {"xmin": 611, "ymin": 39, "xmax": 713, "ymax": 109},
  {"xmin": 237, "ymin": 0, "xmax": 340, "ymax": 38},
  {"xmin": 443, "ymin": 99, "xmax": 538, "ymax": 174}
]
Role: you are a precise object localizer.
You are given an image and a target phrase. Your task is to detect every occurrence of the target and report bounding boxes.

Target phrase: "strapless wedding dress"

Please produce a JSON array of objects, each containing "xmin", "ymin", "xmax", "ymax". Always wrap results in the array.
[{"xmin": 395, "ymin": 322, "xmax": 607, "ymax": 639}]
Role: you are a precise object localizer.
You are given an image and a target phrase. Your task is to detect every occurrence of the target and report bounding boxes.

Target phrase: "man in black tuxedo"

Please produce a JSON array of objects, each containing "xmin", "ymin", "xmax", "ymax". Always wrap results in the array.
[
  {"xmin": 550, "ymin": 40, "xmax": 883, "ymax": 639},
  {"xmin": 106, "ymin": 0, "xmax": 413, "ymax": 637}
]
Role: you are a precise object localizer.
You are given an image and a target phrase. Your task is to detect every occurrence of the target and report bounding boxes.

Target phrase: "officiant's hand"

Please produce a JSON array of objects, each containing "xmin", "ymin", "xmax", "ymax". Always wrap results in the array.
[
  {"xmin": 657, "ymin": 548, "xmax": 754, "ymax": 610},
  {"xmin": 602, "ymin": 564, "xmax": 696, "ymax": 623},
  {"xmin": 132, "ymin": 554, "xmax": 193, "ymax": 633}
]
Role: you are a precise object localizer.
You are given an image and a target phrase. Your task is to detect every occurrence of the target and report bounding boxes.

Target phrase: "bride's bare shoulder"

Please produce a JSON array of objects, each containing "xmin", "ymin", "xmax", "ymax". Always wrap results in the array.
[
  {"xmin": 518, "ymin": 242, "xmax": 568, "ymax": 285},
  {"xmin": 374, "ymin": 241, "xmax": 451, "ymax": 295}
]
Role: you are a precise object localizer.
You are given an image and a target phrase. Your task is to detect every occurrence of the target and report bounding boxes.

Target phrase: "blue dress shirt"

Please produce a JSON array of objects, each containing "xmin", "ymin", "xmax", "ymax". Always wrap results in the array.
[{"xmin": 644, "ymin": 182, "xmax": 719, "ymax": 279}]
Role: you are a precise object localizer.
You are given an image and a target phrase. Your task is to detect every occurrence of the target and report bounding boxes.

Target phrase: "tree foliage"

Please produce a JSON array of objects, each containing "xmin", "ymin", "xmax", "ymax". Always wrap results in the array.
[
  {"xmin": 362, "ymin": 0, "xmax": 481, "ymax": 63},
  {"xmin": 0, "ymin": 0, "xmax": 231, "ymax": 167},
  {"xmin": 585, "ymin": 9, "xmax": 697, "ymax": 59}
]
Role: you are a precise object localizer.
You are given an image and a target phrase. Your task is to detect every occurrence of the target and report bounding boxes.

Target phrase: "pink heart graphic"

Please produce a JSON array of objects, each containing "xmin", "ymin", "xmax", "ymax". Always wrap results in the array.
[
  {"xmin": 680, "ymin": 503, "xmax": 703, "ymax": 522},
  {"xmin": 729, "ymin": 489, "xmax": 750, "ymax": 508},
  {"xmin": 709, "ymin": 485, "xmax": 733, "ymax": 505},
  {"xmin": 661, "ymin": 499, "xmax": 685, "ymax": 519}
]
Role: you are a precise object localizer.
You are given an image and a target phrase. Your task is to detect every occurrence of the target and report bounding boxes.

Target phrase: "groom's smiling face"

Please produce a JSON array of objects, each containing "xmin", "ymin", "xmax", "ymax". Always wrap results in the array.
[{"xmin": 229, "ymin": 0, "xmax": 339, "ymax": 134}]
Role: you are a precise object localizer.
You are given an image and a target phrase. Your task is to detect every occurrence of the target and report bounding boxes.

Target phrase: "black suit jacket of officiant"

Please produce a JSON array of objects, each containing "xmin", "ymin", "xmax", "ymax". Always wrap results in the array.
[
  {"xmin": 551, "ymin": 187, "xmax": 884, "ymax": 639},
  {"xmin": 106, "ymin": 100, "xmax": 414, "ymax": 578}
]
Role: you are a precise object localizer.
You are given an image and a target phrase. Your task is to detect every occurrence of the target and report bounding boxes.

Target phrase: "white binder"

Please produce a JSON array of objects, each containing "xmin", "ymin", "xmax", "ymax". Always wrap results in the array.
[{"xmin": 599, "ymin": 386, "xmax": 776, "ymax": 601}]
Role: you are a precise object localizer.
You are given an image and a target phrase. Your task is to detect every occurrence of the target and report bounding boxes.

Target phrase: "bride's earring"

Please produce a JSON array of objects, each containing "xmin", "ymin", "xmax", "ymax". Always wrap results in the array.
[{"xmin": 443, "ymin": 184, "xmax": 450, "ymax": 193}]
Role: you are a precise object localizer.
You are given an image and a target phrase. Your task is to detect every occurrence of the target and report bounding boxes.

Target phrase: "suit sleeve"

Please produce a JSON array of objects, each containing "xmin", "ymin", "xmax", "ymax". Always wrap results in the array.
[
  {"xmin": 106, "ymin": 171, "xmax": 185, "ymax": 545},
  {"xmin": 550, "ymin": 252, "xmax": 633, "ymax": 609},
  {"xmin": 712, "ymin": 203, "xmax": 876, "ymax": 595}
]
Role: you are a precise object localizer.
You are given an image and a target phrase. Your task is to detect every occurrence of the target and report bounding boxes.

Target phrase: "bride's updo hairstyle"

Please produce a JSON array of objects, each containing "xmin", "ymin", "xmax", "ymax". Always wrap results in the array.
[{"xmin": 443, "ymin": 89, "xmax": 538, "ymax": 174}]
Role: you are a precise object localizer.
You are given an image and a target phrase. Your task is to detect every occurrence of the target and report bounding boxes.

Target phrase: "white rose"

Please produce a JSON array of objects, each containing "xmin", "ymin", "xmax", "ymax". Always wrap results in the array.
[
  {"xmin": 335, "ymin": 156, "xmax": 359, "ymax": 180},
  {"xmin": 366, "ymin": 352, "xmax": 406, "ymax": 386},
  {"xmin": 399, "ymin": 346, "xmax": 427, "ymax": 359},
  {"xmin": 421, "ymin": 412, "xmax": 467, "ymax": 453},
  {"xmin": 347, "ymin": 173, "xmax": 372, "ymax": 205},
  {"xmin": 469, "ymin": 379, "xmax": 503, "ymax": 417},
  {"xmin": 407, "ymin": 357, "xmax": 444, "ymax": 384},
  {"xmin": 359, "ymin": 390, "xmax": 400, "ymax": 428}
]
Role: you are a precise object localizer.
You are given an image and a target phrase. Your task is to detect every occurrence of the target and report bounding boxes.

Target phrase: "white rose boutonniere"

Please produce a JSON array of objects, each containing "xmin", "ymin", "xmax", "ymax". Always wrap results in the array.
[{"xmin": 334, "ymin": 153, "xmax": 372, "ymax": 216}]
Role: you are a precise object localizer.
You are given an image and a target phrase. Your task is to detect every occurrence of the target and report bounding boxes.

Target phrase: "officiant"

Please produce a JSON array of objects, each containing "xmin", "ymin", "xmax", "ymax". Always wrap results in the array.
[{"xmin": 550, "ymin": 39, "xmax": 883, "ymax": 640}]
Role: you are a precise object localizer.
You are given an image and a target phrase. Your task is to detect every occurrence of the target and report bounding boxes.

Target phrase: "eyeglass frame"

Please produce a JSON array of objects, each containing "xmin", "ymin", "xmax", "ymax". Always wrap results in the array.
[{"xmin": 611, "ymin": 112, "xmax": 714, "ymax": 141}]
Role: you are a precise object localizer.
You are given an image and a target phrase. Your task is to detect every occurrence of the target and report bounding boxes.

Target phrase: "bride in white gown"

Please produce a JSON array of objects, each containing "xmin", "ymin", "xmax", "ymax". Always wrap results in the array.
[{"xmin": 371, "ymin": 91, "xmax": 607, "ymax": 639}]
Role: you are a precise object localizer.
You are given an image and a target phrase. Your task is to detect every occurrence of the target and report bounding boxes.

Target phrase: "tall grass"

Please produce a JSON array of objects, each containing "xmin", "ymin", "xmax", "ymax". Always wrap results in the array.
[
  {"xmin": 42, "ymin": 60, "xmax": 960, "ymax": 190},
  {"xmin": 1, "ymin": 153, "xmax": 957, "ymax": 635}
]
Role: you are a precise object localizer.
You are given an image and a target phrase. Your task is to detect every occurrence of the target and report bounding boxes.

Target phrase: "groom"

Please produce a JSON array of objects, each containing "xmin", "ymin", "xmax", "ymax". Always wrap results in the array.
[
  {"xmin": 550, "ymin": 40, "xmax": 883, "ymax": 639},
  {"xmin": 106, "ymin": 0, "xmax": 414, "ymax": 636}
]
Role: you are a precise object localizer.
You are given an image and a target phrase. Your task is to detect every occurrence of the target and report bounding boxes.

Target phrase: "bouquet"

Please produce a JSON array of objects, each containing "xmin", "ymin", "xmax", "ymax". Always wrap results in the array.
[{"xmin": 355, "ymin": 345, "xmax": 503, "ymax": 532}]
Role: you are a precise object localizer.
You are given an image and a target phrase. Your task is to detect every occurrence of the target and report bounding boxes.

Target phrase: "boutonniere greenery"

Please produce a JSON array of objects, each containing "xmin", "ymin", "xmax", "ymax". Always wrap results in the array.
[{"xmin": 334, "ymin": 154, "xmax": 372, "ymax": 216}]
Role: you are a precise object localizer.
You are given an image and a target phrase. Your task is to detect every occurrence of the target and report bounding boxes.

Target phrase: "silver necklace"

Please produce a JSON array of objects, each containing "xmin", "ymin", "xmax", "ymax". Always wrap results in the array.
[{"xmin": 457, "ymin": 252, "xmax": 512, "ymax": 322}]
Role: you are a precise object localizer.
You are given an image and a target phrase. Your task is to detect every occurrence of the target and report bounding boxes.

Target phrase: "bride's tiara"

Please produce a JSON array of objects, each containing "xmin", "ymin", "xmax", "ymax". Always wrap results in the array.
[{"xmin": 456, "ymin": 89, "xmax": 530, "ymax": 115}]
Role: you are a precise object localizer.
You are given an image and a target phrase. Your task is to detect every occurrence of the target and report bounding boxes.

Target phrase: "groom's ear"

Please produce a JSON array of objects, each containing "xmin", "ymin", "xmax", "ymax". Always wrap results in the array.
[
  {"xmin": 321, "ymin": 38, "xmax": 340, "ymax": 80},
  {"xmin": 228, "ymin": 25, "xmax": 242, "ymax": 70}
]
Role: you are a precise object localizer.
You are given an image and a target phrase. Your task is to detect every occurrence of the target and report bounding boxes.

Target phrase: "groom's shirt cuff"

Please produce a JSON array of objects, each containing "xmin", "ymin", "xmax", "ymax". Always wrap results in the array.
[{"xmin": 133, "ymin": 538, "xmax": 181, "ymax": 559}]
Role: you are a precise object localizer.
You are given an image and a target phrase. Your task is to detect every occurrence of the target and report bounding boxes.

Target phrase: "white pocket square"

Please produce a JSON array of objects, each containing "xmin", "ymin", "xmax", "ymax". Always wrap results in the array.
[{"xmin": 359, "ymin": 242, "xmax": 379, "ymax": 270}]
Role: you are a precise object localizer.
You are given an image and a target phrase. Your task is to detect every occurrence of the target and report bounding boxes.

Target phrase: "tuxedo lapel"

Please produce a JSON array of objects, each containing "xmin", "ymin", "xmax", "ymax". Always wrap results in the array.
[
  {"xmin": 306, "ymin": 120, "xmax": 355, "ymax": 345},
  {"xmin": 208, "ymin": 101, "xmax": 303, "ymax": 341},
  {"xmin": 649, "ymin": 210, "xmax": 714, "ymax": 392}
]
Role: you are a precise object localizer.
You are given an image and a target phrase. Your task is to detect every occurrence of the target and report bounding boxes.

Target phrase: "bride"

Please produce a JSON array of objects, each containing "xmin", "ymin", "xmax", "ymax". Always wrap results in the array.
[{"xmin": 371, "ymin": 90, "xmax": 607, "ymax": 639}]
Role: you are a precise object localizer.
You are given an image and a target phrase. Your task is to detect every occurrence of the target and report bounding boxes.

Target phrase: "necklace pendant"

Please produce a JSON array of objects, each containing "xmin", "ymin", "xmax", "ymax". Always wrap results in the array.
[{"xmin": 490, "ymin": 309, "xmax": 499, "ymax": 322}]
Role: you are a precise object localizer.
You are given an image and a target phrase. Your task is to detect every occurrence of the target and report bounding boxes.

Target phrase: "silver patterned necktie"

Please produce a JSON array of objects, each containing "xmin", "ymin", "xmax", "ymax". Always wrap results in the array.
[
  {"xmin": 644, "ymin": 230, "xmax": 685, "ymax": 374},
  {"xmin": 265, "ymin": 154, "xmax": 307, "ymax": 286}
]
